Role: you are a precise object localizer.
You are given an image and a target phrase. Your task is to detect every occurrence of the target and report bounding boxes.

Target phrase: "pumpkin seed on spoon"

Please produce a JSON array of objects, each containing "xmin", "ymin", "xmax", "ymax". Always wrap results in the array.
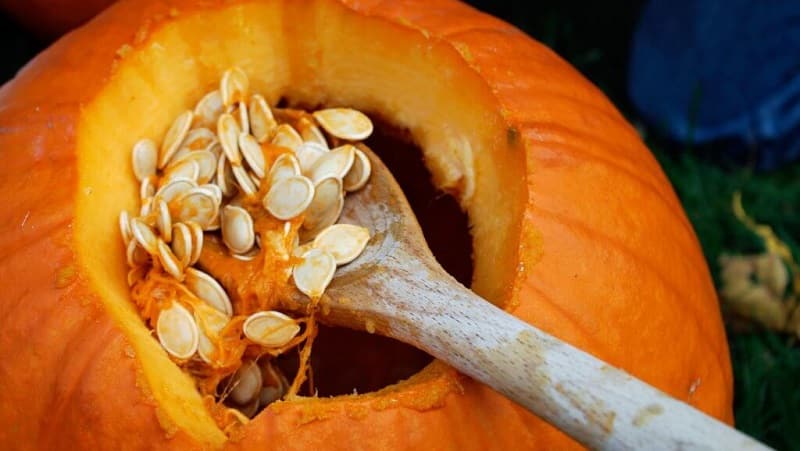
[
  {"xmin": 263, "ymin": 175, "xmax": 314, "ymax": 220},
  {"xmin": 312, "ymin": 108, "xmax": 373, "ymax": 141}
]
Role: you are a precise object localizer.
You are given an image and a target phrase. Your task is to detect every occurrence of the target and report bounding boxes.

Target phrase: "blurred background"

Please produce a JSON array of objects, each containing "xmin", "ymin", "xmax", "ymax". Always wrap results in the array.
[{"xmin": 1, "ymin": 1, "xmax": 798, "ymax": 448}]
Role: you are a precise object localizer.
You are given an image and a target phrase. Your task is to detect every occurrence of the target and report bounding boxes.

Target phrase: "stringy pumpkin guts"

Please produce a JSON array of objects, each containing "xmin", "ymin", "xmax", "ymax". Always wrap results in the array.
[{"xmin": 120, "ymin": 68, "xmax": 372, "ymax": 427}]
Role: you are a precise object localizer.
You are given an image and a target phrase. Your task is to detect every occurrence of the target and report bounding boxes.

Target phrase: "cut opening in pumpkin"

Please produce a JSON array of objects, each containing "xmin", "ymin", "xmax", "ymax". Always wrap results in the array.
[{"xmin": 75, "ymin": 1, "xmax": 525, "ymax": 445}]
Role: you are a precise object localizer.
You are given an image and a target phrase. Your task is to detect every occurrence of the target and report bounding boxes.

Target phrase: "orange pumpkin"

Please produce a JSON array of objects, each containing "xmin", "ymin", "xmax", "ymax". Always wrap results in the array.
[
  {"xmin": 0, "ymin": 0, "xmax": 733, "ymax": 449},
  {"xmin": 0, "ymin": 0, "xmax": 115, "ymax": 38}
]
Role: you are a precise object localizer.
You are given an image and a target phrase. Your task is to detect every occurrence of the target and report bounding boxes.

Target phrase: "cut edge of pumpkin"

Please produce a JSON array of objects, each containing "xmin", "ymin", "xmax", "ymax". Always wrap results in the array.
[{"xmin": 74, "ymin": 0, "xmax": 527, "ymax": 445}]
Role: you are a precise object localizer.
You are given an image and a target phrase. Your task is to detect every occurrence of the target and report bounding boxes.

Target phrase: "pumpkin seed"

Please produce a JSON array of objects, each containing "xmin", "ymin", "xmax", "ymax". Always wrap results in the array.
[
  {"xmin": 298, "ymin": 117, "xmax": 328, "ymax": 149},
  {"xmin": 163, "ymin": 159, "xmax": 200, "ymax": 184},
  {"xmin": 238, "ymin": 133, "xmax": 266, "ymax": 178},
  {"xmin": 173, "ymin": 149, "xmax": 217, "ymax": 185},
  {"xmin": 216, "ymin": 153, "xmax": 236, "ymax": 197},
  {"xmin": 313, "ymin": 224, "xmax": 370, "ymax": 265},
  {"xmin": 156, "ymin": 302, "xmax": 199, "ymax": 360},
  {"xmin": 301, "ymin": 194, "xmax": 344, "ymax": 242},
  {"xmin": 217, "ymin": 113, "xmax": 242, "ymax": 165},
  {"xmin": 194, "ymin": 90, "xmax": 224, "ymax": 129},
  {"xmin": 343, "ymin": 147, "xmax": 371, "ymax": 192},
  {"xmin": 140, "ymin": 196, "xmax": 154, "ymax": 217},
  {"xmin": 140, "ymin": 176, "xmax": 156, "ymax": 200},
  {"xmin": 196, "ymin": 304, "xmax": 229, "ymax": 365},
  {"xmin": 198, "ymin": 183, "xmax": 223, "ymax": 205},
  {"xmin": 180, "ymin": 128, "xmax": 217, "ymax": 152},
  {"xmin": 185, "ymin": 267, "xmax": 233, "ymax": 317},
  {"xmin": 295, "ymin": 142, "xmax": 327, "ymax": 174},
  {"xmin": 132, "ymin": 138, "xmax": 158, "ymax": 181},
  {"xmin": 155, "ymin": 198, "xmax": 172, "ymax": 242},
  {"xmin": 292, "ymin": 248, "xmax": 336, "ymax": 298},
  {"xmin": 232, "ymin": 163, "xmax": 257, "ymax": 196},
  {"xmin": 249, "ymin": 94, "xmax": 276, "ymax": 143},
  {"xmin": 229, "ymin": 360, "xmax": 263, "ymax": 405},
  {"xmin": 221, "ymin": 67, "xmax": 249, "ymax": 107},
  {"xmin": 221, "ymin": 205, "xmax": 255, "ymax": 254},
  {"xmin": 170, "ymin": 222, "xmax": 193, "ymax": 268},
  {"xmin": 232, "ymin": 246, "xmax": 260, "ymax": 261},
  {"xmin": 259, "ymin": 360, "xmax": 289, "ymax": 407},
  {"xmin": 312, "ymin": 108, "xmax": 373, "ymax": 141},
  {"xmin": 119, "ymin": 211, "xmax": 132, "ymax": 245},
  {"xmin": 268, "ymin": 153, "xmax": 300, "ymax": 186},
  {"xmin": 173, "ymin": 188, "xmax": 219, "ymax": 230},
  {"xmin": 155, "ymin": 178, "xmax": 196, "ymax": 204},
  {"xmin": 271, "ymin": 124, "xmax": 303, "ymax": 152},
  {"xmin": 243, "ymin": 311, "xmax": 300, "ymax": 348},
  {"xmin": 234, "ymin": 101, "xmax": 250, "ymax": 135},
  {"xmin": 130, "ymin": 217, "xmax": 159, "ymax": 255},
  {"xmin": 126, "ymin": 239, "xmax": 150, "ymax": 268},
  {"xmin": 263, "ymin": 175, "xmax": 314, "ymax": 220},
  {"xmin": 157, "ymin": 238, "xmax": 184, "ymax": 281},
  {"xmin": 159, "ymin": 110, "xmax": 194, "ymax": 169},
  {"xmin": 127, "ymin": 266, "xmax": 147, "ymax": 287},
  {"xmin": 186, "ymin": 220, "xmax": 204, "ymax": 266},
  {"xmin": 308, "ymin": 144, "xmax": 355, "ymax": 183},
  {"xmin": 303, "ymin": 176, "xmax": 342, "ymax": 231}
]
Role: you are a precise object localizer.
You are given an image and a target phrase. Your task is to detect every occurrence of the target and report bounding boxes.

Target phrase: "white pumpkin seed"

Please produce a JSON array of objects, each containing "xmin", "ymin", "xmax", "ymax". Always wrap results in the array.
[
  {"xmin": 130, "ymin": 217, "xmax": 159, "ymax": 255},
  {"xmin": 157, "ymin": 238, "xmax": 184, "ymax": 281},
  {"xmin": 229, "ymin": 360, "xmax": 263, "ymax": 405},
  {"xmin": 185, "ymin": 267, "xmax": 233, "ymax": 317},
  {"xmin": 308, "ymin": 144, "xmax": 355, "ymax": 183},
  {"xmin": 173, "ymin": 149, "xmax": 217, "ymax": 185},
  {"xmin": 232, "ymin": 164, "xmax": 257, "ymax": 196},
  {"xmin": 243, "ymin": 311, "xmax": 300, "ymax": 348},
  {"xmin": 132, "ymin": 138, "xmax": 158, "ymax": 181},
  {"xmin": 216, "ymin": 153, "xmax": 237, "ymax": 198},
  {"xmin": 170, "ymin": 222, "xmax": 193, "ymax": 268},
  {"xmin": 173, "ymin": 189, "xmax": 219, "ymax": 230},
  {"xmin": 238, "ymin": 133, "xmax": 266, "ymax": 178},
  {"xmin": 313, "ymin": 224, "xmax": 370, "ymax": 265},
  {"xmin": 156, "ymin": 302, "xmax": 199, "ymax": 360},
  {"xmin": 343, "ymin": 147, "xmax": 372, "ymax": 192},
  {"xmin": 127, "ymin": 266, "xmax": 147, "ymax": 287},
  {"xmin": 159, "ymin": 110, "xmax": 194, "ymax": 169},
  {"xmin": 271, "ymin": 124, "xmax": 303, "ymax": 152},
  {"xmin": 180, "ymin": 127, "xmax": 218, "ymax": 152},
  {"xmin": 217, "ymin": 113, "xmax": 242, "ymax": 165},
  {"xmin": 221, "ymin": 205, "xmax": 255, "ymax": 254},
  {"xmin": 156, "ymin": 178, "xmax": 196, "ymax": 204},
  {"xmin": 195, "ymin": 304, "xmax": 229, "ymax": 365},
  {"xmin": 126, "ymin": 239, "xmax": 150, "ymax": 267},
  {"xmin": 249, "ymin": 94, "xmax": 276, "ymax": 142},
  {"xmin": 194, "ymin": 90, "xmax": 224, "ymax": 129},
  {"xmin": 292, "ymin": 248, "xmax": 336, "ymax": 298},
  {"xmin": 303, "ymin": 176, "xmax": 342, "ymax": 231},
  {"xmin": 185, "ymin": 221, "xmax": 204, "ymax": 265},
  {"xmin": 301, "ymin": 193, "xmax": 344, "ymax": 242},
  {"xmin": 220, "ymin": 67, "xmax": 249, "ymax": 107},
  {"xmin": 298, "ymin": 117, "xmax": 328, "ymax": 149},
  {"xmin": 155, "ymin": 198, "xmax": 172, "ymax": 242},
  {"xmin": 295, "ymin": 142, "xmax": 327, "ymax": 174},
  {"xmin": 119, "ymin": 211, "xmax": 132, "ymax": 245},
  {"xmin": 140, "ymin": 176, "xmax": 156, "ymax": 200},
  {"xmin": 312, "ymin": 108, "xmax": 373, "ymax": 141},
  {"xmin": 263, "ymin": 175, "xmax": 314, "ymax": 220},
  {"xmin": 163, "ymin": 159, "xmax": 200, "ymax": 184}
]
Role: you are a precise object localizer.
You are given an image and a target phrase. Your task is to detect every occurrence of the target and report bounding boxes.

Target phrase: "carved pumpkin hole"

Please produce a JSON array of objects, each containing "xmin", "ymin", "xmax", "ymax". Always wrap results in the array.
[{"xmin": 276, "ymin": 117, "xmax": 474, "ymax": 396}]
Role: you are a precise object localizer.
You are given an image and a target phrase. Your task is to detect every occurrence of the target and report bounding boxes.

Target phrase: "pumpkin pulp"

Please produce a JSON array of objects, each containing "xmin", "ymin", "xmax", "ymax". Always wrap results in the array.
[{"xmin": 75, "ymin": 1, "xmax": 521, "ymax": 445}]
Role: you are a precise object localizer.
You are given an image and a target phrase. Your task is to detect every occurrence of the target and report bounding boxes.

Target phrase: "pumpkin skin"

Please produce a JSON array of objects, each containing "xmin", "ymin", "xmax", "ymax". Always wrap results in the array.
[
  {"xmin": 0, "ymin": 0, "xmax": 733, "ymax": 449},
  {"xmin": 0, "ymin": 0, "xmax": 115, "ymax": 38}
]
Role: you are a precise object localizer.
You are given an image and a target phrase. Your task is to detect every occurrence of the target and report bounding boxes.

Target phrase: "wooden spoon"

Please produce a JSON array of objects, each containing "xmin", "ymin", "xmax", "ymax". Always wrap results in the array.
[{"xmin": 203, "ymin": 148, "xmax": 768, "ymax": 450}]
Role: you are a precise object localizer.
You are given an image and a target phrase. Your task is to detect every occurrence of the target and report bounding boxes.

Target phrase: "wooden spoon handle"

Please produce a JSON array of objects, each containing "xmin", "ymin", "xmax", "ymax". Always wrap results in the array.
[{"xmin": 366, "ymin": 262, "xmax": 767, "ymax": 449}]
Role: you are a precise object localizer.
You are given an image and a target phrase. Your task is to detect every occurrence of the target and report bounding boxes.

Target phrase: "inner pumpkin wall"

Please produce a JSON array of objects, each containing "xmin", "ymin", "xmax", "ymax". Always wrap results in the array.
[{"xmin": 75, "ymin": 0, "xmax": 525, "ymax": 443}]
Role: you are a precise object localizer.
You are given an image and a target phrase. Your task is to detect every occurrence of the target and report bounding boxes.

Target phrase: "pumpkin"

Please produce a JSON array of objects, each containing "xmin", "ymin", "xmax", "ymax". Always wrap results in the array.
[
  {"xmin": 0, "ymin": 0, "xmax": 115, "ymax": 38},
  {"xmin": 0, "ymin": 0, "xmax": 733, "ymax": 449}
]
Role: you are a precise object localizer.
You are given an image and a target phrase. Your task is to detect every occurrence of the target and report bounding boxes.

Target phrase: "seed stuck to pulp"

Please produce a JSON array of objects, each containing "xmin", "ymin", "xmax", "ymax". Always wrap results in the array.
[{"xmin": 120, "ymin": 67, "xmax": 375, "ymax": 423}]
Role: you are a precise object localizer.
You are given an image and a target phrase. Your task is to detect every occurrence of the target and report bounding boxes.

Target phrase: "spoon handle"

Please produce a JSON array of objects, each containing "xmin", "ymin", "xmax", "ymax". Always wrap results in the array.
[{"xmin": 368, "ymin": 259, "xmax": 767, "ymax": 450}]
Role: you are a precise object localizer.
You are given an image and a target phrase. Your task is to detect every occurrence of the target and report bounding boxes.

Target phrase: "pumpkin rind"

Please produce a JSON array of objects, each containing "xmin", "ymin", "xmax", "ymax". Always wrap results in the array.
[{"xmin": 0, "ymin": 0, "xmax": 732, "ymax": 449}]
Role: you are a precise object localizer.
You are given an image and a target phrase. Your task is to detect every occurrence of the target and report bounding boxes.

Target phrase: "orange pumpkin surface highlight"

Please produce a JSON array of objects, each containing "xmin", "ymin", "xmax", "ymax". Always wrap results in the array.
[{"xmin": 0, "ymin": 0, "xmax": 732, "ymax": 449}]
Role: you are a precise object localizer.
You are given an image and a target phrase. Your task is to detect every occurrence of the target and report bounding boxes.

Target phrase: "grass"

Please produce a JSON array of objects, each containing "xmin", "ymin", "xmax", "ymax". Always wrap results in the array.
[{"xmin": 2, "ymin": 1, "xmax": 799, "ymax": 448}]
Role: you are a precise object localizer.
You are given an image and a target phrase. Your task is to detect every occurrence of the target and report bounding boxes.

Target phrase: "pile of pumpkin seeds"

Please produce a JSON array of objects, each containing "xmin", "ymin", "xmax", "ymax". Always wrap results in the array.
[{"xmin": 119, "ymin": 68, "xmax": 372, "ymax": 417}]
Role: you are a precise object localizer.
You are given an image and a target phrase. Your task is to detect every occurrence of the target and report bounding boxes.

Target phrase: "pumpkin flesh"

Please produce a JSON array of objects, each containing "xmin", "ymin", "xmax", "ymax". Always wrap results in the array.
[{"xmin": 0, "ymin": 0, "xmax": 732, "ymax": 449}]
